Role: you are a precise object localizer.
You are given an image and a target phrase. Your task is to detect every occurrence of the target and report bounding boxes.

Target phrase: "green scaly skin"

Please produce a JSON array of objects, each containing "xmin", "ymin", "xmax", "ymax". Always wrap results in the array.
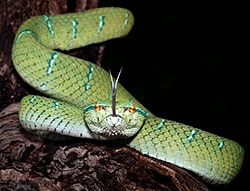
[{"xmin": 12, "ymin": 7, "xmax": 244, "ymax": 185}]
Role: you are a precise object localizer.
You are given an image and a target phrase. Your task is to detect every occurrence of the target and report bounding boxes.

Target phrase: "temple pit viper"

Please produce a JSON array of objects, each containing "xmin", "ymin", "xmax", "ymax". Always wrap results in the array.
[{"xmin": 11, "ymin": 7, "xmax": 244, "ymax": 184}]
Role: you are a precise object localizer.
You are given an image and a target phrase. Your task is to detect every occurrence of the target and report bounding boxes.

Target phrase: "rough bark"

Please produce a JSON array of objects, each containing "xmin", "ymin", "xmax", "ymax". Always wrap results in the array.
[{"xmin": 0, "ymin": 0, "xmax": 211, "ymax": 190}]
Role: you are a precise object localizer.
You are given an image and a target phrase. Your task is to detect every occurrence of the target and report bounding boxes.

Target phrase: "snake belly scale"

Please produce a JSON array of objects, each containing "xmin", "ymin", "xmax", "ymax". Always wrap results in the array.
[{"xmin": 12, "ymin": 7, "xmax": 244, "ymax": 184}]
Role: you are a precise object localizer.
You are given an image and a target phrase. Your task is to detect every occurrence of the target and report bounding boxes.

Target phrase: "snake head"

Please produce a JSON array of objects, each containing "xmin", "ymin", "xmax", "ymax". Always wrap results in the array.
[
  {"xmin": 83, "ymin": 69, "xmax": 147, "ymax": 139},
  {"xmin": 83, "ymin": 101, "xmax": 147, "ymax": 139}
]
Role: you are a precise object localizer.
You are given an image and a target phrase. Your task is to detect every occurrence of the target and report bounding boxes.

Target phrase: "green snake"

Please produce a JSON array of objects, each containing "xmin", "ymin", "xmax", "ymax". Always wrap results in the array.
[{"xmin": 11, "ymin": 7, "xmax": 244, "ymax": 185}]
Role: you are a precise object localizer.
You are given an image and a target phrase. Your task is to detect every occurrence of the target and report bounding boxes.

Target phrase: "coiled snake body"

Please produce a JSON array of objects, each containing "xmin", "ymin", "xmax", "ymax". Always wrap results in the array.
[{"xmin": 12, "ymin": 7, "xmax": 244, "ymax": 184}]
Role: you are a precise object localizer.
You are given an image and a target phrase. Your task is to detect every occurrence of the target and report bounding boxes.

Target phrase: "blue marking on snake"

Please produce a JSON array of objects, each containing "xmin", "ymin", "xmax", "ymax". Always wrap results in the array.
[
  {"xmin": 53, "ymin": 100, "xmax": 59, "ymax": 109},
  {"xmin": 29, "ymin": 95, "xmax": 37, "ymax": 104},
  {"xmin": 123, "ymin": 12, "xmax": 130, "ymax": 29},
  {"xmin": 124, "ymin": 12, "xmax": 129, "ymax": 25},
  {"xmin": 98, "ymin": 15, "xmax": 105, "ymax": 32},
  {"xmin": 46, "ymin": 52, "xmax": 58, "ymax": 74},
  {"xmin": 135, "ymin": 107, "xmax": 149, "ymax": 117},
  {"xmin": 218, "ymin": 138, "xmax": 224, "ymax": 150},
  {"xmin": 156, "ymin": 119, "xmax": 167, "ymax": 130},
  {"xmin": 44, "ymin": 15, "xmax": 54, "ymax": 35},
  {"xmin": 84, "ymin": 65, "xmax": 94, "ymax": 91},
  {"xmin": 15, "ymin": 29, "xmax": 39, "ymax": 42},
  {"xmin": 187, "ymin": 129, "xmax": 198, "ymax": 142},
  {"xmin": 83, "ymin": 103, "xmax": 95, "ymax": 113},
  {"xmin": 72, "ymin": 19, "xmax": 78, "ymax": 39}
]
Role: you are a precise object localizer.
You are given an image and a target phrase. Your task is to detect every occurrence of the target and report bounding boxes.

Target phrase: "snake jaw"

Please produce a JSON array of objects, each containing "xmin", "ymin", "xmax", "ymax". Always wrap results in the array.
[{"xmin": 97, "ymin": 114, "xmax": 138, "ymax": 138}]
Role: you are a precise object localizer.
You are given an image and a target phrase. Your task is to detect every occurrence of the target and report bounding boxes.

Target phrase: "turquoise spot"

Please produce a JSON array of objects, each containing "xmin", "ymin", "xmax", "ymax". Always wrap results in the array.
[
  {"xmin": 53, "ymin": 100, "xmax": 59, "ymax": 109},
  {"xmin": 87, "ymin": 70, "xmax": 93, "ymax": 80},
  {"xmin": 44, "ymin": 15, "xmax": 54, "ymax": 35},
  {"xmin": 29, "ymin": 96, "xmax": 36, "ymax": 103},
  {"xmin": 72, "ymin": 19, "xmax": 78, "ymax": 39},
  {"xmin": 156, "ymin": 119, "xmax": 167, "ymax": 130},
  {"xmin": 98, "ymin": 15, "xmax": 105, "ymax": 32},
  {"xmin": 84, "ymin": 65, "xmax": 94, "ymax": 91},
  {"xmin": 187, "ymin": 129, "xmax": 198, "ymax": 142},
  {"xmin": 124, "ymin": 12, "xmax": 129, "ymax": 26},
  {"xmin": 15, "ymin": 29, "xmax": 39, "ymax": 42},
  {"xmin": 46, "ymin": 52, "xmax": 58, "ymax": 74},
  {"xmin": 84, "ymin": 83, "xmax": 90, "ymax": 91},
  {"xmin": 218, "ymin": 138, "xmax": 224, "ymax": 150}
]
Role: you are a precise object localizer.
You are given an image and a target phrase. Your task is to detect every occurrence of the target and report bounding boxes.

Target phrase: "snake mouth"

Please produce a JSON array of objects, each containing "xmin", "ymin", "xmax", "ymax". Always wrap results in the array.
[
  {"xmin": 92, "ymin": 126, "xmax": 130, "ymax": 138},
  {"xmin": 86, "ymin": 114, "xmax": 138, "ymax": 138},
  {"xmin": 96, "ymin": 129, "xmax": 128, "ymax": 138},
  {"xmin": 97, "ymin": 114, "xmax": 130, "ymax": 138}
]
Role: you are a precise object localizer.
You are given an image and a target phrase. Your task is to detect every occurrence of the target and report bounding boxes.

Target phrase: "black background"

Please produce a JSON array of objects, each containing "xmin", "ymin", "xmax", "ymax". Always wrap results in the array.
[{"xmin": 99, "ymin": 1, "xmax": 248, "ymax": 190}]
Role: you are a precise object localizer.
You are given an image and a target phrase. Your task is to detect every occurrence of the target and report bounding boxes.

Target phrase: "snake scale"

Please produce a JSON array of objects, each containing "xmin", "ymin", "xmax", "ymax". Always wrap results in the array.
[{"xmin": 11, "ymin": 7, "xmax": 244, "ymax": 184}]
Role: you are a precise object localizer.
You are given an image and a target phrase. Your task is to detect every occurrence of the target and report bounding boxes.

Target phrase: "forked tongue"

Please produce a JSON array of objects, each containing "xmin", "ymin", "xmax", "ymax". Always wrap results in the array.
[{"xmin": 109, "ymin": 68, "xmax": 123, "ymax": 116}]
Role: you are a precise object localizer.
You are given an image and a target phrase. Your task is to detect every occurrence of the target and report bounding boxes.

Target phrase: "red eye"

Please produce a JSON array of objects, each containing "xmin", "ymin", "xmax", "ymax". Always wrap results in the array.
[
  {"xmin": 126, "ymin": 105, "xmax": 136, "ymax": 113},
  {"xmin": 94, "ymin": 103, "xmax": 104, "ymax": 111}
]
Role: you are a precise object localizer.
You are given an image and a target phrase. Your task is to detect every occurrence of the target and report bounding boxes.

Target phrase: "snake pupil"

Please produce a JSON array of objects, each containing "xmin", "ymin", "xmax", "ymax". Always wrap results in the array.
[{"xmin": 94, "ymin": 103, "xmax": 104, "ymax": 111}]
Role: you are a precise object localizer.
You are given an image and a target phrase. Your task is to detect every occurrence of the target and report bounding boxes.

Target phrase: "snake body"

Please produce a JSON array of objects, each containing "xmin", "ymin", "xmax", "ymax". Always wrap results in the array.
[{"xmin": 12, "ymin": 7, "xmax": 244, "ymax": 184}]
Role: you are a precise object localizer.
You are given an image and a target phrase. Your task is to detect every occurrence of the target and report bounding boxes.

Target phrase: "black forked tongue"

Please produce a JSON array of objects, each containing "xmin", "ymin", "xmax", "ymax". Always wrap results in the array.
[{"xmin": 109, "ymin": 68, "xmax": 123, "ymax": 116}]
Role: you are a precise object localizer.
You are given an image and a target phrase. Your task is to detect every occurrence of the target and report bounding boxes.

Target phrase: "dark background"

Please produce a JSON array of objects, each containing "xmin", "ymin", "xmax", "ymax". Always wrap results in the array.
[{"xmin": 99, "ymin": 1, "xmax": 247, "ymax": 191}]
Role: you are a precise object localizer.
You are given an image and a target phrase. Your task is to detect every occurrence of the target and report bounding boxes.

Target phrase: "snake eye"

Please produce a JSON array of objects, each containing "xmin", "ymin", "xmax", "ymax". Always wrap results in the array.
[
  {"xmin": 94, "ymin": 103, "xmax": 104, "ymax": 111},
  {"xmin": 125, "ymin": 105, "xmax": 136, "ymax": 113}
]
